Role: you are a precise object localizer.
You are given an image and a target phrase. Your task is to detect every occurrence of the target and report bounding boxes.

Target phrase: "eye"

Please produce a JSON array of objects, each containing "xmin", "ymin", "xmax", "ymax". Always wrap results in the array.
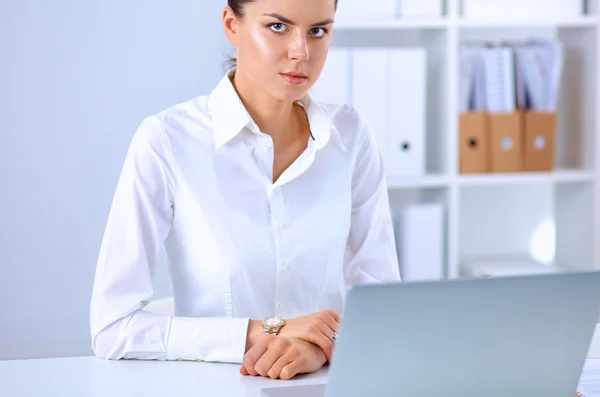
[
  {"xmin": 309, "ymin": 27, "xmax": 327, "ymax": 38},
  {"xmin": 268, "ymin": 23, "xmax": 287, "ymax": 33}
]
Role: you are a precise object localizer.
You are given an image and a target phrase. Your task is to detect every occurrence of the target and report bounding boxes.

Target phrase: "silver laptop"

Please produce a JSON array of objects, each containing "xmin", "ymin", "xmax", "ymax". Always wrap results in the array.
[{"xmin": 262, "ymin": 271, "xmax": 600, "ymax": 397}]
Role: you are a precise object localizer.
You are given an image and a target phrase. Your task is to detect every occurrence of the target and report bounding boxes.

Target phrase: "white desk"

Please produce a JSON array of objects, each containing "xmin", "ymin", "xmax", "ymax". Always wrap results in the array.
[
  {"xmin": 0, "ymin": 356, "xmax": 328, "ymax": 397},
  {"xmin": 4, "ymin": 355, "xmax": 600, "ymax": 397}
]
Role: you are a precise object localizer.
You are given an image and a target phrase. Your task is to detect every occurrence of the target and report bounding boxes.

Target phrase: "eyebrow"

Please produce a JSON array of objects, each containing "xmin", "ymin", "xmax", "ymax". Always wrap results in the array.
[{"xmin": 262, "ymin": 13, "xmax": 334, "ymax": 27}]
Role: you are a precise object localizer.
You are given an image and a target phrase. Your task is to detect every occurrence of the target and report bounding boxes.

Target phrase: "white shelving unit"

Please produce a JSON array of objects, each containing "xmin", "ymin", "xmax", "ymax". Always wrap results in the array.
[{"xmin": 329, "ymin": 0, "xmax": 600, "ymax": 280}]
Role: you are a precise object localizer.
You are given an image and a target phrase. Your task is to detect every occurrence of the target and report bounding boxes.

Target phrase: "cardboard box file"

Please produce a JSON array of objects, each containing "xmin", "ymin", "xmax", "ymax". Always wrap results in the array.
[
  {"xmin": 459, "ymin": 111, "xmax": 489, "ymax": 173},
  {"xmin": 488, "ymin": 112, "xmax": 523, "ymax": 172},
  {"xmin": 523, "ymin": 111, "xmax": 556, "ymax": 171}
]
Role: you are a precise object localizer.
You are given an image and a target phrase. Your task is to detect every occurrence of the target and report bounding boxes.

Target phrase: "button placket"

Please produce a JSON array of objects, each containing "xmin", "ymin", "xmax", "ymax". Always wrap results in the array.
[
  {"xmin": 253, "ymin": 134, "xmax": 274, "ymax": 185},
  {"xmin": 270, "ymin": 187, "xmax": 285, "ymax": 231},
  {"xmin": 270, "ymin": 187, "xmax": 288, "ymax": 315}
]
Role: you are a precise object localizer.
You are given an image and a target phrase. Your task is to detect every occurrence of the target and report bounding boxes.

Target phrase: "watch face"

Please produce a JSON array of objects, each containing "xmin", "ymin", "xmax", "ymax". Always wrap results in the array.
[{"xmin": 264, "ymin": 317, "xmax": 282, "ymax": 327}]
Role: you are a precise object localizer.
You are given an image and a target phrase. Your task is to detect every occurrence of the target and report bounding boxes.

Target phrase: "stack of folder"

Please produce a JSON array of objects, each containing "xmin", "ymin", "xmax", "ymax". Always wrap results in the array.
[
  {"xmin": 334, "ymin": 0, "xmax": 397, "ymax": 21},
  {"xmin": 458, "ymin": 40, "xmax": 564, "ymax": 174},
  {"xmin": 334, "ymin": 0, "xmax": 442, "ymax": 21},
  {"xmin": 311, "ymin": 47, "xmax": 428, "ymax": 177},
  {"xmin": 462, "ymin": 0, "xmax": 583, "ymax": 18}
]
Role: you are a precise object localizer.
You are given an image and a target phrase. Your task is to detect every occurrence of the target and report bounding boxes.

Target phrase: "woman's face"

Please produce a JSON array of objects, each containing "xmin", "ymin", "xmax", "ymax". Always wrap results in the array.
[{"xmin": 225, "ymin": 0, "xmax": 336, "ymax": 102}]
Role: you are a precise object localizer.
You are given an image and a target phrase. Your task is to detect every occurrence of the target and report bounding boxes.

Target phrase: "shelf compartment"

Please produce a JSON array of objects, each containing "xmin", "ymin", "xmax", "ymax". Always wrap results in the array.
[
  {"xmin": 458, "ymin": 184, "xmax": 556, "ymax": 274},
  {"xmin": 457, "ymin": 25, "xmax": 598, "ymax": 173},
  {"xmin": 389, "ymin": 188, "xmax": 449, "ymax": 280}
]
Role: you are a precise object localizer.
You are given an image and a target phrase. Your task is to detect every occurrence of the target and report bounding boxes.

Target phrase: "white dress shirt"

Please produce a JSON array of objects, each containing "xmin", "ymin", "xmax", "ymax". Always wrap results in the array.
[{"xmin": 90, "ymin": 69, "xmax": 400, "ymax": 364}]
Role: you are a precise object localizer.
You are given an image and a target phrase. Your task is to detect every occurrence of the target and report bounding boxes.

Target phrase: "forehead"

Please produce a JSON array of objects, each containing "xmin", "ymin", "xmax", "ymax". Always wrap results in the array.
[{"xmin": 244, "ymin": 0, "xmax": 336, "ymax": 21}]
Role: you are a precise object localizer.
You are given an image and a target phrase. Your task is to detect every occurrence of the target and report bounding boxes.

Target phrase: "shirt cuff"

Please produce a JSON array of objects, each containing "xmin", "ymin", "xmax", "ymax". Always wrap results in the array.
[{"xmin": 166, "ymin": 317, "xmax": 250, "ymax": 364}]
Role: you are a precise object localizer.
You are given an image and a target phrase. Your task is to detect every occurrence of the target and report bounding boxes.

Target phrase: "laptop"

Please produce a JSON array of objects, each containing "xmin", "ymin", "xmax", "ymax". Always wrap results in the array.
[{"xmin": 262, "ymin": 271, "xmax": 600, "ymax": 397}]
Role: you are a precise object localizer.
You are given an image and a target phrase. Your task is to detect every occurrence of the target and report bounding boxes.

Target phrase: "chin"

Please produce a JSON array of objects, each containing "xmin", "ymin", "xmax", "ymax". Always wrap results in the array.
[
  {"xmin": 273, "ymin": 83, "xmax": 312, "ymax": 103},
  {"xmin": 279, "ymin": 91, "xmax": 307, "ymax": 103}
]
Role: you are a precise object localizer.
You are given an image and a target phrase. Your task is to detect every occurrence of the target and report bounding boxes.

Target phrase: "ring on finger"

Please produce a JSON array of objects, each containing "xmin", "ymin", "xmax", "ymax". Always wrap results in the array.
[{"xmin": 330, "ymin": 332, "xmax": 338, "ymax": 344}]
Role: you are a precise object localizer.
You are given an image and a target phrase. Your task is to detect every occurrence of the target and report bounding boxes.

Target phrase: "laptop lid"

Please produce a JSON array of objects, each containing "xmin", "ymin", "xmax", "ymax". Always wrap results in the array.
[{"xmin": 323, "ymin": 271, "xmax": 600, "ymax": 397}]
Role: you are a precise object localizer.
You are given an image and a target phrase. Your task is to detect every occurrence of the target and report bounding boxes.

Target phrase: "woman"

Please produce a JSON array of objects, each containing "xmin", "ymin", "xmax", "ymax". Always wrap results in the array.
[{"xmin": 90, "ymin": 0, "xmax": 400, "ymax": 381}]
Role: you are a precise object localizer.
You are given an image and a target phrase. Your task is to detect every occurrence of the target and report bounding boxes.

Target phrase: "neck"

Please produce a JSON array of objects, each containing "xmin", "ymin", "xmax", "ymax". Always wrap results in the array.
[{"xmin": 231, "ymin": 70, "xmax": 301, "ymax": 148}]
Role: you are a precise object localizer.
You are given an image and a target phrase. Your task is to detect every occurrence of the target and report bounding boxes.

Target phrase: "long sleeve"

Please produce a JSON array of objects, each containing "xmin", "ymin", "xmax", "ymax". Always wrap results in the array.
[
  {"xmin": 89, "ymin": 117, "xmax": 249, "ymax": 363},
  {"xmin": 343, "ymin": 112, "xmax": 401, "ymax": 287}
]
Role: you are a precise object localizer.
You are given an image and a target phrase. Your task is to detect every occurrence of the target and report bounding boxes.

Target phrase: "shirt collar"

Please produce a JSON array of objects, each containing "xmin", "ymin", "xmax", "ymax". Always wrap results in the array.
[
  {"xmin": 297, "ymin": 92, "xmax": 346, "ymax": 153},
  {"xmin": 208, "ymin": 69, "xmax": 254, "ymax": 149},
  {"xmin": 208, "ymin": 68, "xmax": 346, "ymax": 153}
]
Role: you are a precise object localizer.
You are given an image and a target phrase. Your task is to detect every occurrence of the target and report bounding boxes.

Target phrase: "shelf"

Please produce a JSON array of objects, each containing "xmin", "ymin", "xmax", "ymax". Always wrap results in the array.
[
  {"xmin": 458, "ymin": 170, "xmax": 596, "ymax": 186},
  {"xmin": 457, "ymin": 15, "xmax": 598, "ymax": 29},
  {"xmin": 385, "ymin": 171, "xmax": 596, "ymax": 189},
  {"xmin": 334, "ymin": 18, "xmax": 449, "ymax": 30},
  {"xmin": 333, "ymin": 16, "xmax": 598, "ymax": 31},
  {"xmin": 322, "ymin": 1, "xmax": 600, "ymax": 275},
  {"xmin": 387, "ymin": 174, "xmax": 449, "ymax": 189}
]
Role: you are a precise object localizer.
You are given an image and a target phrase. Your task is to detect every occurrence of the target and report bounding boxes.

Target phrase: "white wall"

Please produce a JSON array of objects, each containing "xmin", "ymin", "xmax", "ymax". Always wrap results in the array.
[{"xmin": 0, "ymin": 0, "xmax": 231, "ymax": 360}]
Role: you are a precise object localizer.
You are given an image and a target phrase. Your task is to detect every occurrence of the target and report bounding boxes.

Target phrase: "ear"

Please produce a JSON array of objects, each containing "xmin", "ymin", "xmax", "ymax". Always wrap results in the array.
[{"xmin": 222, "ymin": 6, "xmax": 241, "ymax": 47}]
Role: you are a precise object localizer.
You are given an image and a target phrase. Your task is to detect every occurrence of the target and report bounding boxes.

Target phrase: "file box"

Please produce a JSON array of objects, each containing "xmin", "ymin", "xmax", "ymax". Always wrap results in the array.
[
  {"xmin": 459, "ymin": 111, "xmax": 489, "ymax": 173},
  {"xmin": 488, "ymin": 112, "xmax": 524, "ymax": 172},
  {"xmin": 523, "ymin": 111, "xmax": 556, "ymax": 171}
]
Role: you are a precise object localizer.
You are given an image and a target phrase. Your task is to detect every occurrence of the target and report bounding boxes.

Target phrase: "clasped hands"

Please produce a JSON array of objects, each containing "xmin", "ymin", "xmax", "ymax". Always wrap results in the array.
[{"xmin": 240, "ymin": 309, "xmax": 340, "ymax": 380}]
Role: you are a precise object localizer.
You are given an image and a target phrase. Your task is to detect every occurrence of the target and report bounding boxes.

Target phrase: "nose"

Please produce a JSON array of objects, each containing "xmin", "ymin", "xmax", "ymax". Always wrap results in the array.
[{"xmin": 288, "ymin": 33, "xmax": 310, "ymax": 62}]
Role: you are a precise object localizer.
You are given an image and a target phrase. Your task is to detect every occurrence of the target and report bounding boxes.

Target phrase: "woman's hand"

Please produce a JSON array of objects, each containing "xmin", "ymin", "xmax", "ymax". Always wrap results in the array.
[
  {"xmin": 277, "ymin": 310, "xmax": 340, "ymax": 362},
  {"xmin": 240, "ymin": 336, "xmax": 327, "ymax": 380}
]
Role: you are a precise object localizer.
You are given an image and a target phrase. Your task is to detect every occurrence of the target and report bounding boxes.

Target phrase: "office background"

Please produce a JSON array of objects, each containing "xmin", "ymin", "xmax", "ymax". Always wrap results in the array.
[
  {"xmin": 0, "ymin": 0, "xmax": 232, "ymax": 359},
  {"xmin": 2, "ymin": 0, "xmax": 599, "ymax": 360}
]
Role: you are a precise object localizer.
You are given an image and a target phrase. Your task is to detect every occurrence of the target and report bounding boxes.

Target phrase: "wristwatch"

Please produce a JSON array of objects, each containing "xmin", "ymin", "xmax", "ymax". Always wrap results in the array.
[{"xmin": 262, "ymin": 316, "xmax": 286, "ymax": 335}]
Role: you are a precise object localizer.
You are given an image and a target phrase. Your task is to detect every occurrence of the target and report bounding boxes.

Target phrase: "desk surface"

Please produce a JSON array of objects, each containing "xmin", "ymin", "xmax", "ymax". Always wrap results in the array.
[
  {"xmin": 0, "ymin": 356, "xmax": 328, "ymax": 397},
  {"xmin": 3, "ymin": 355, "xmax": 599, "ymax": 397}
]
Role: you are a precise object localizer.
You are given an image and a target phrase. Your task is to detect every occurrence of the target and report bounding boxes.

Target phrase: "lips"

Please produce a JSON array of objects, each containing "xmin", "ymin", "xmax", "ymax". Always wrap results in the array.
[{"xmin": 280, "ymin": 72, "xmax": 308, "ymax": 85}]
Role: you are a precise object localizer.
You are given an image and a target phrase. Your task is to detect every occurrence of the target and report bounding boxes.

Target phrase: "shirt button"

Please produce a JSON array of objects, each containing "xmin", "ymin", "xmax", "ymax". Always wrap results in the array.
[
  {"xmin": 277, "ymin": 302, "xmax": 284, "ymax": 308},
  {"xmin": 282, "ymin": 264, "xmax": 289, "ymax": 272},
  {"xmin": 277, "ymin": 221, "xmax": 285, "ymax": 230},
  {"xmin": 263, "ymin": 145, "xmax": 270, "ymax": 152}
]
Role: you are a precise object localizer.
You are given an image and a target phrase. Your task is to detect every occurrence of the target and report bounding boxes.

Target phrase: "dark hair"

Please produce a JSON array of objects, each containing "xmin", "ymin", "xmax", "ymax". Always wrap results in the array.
[
  {"xmin": 224, "ymin": 0, "xmax": 338, "ymax": 69},
  {"xmin": 228, "ymin": 0, "xmax": 338, "ymax": 18}
]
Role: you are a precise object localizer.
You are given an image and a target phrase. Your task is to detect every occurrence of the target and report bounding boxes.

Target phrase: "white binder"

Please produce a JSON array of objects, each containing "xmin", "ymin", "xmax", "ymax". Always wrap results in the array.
[
  {"xmin": 310, "ymin": 48, "xmax": 350, "ymax": 105},
  {"xmin": 335, "ymin": 0, "xmax": 397, "ymax": 21},
  {"xmin": 462, "ymin": 0, "xmax": 582, "ymax": 18},
  {"xmin": 399, "ymin": 0, "xmax": 442, "ymax": 17},
  {"xmin": 527, "ymin": 0, "xmax": 582, "ymax": 17},
  {"xmin": 387, "ymin": 48, "xmax": 427, "ymax": 176},
  {"xmin": 549, "ymin": 0, "xmax": 583, "ymax": 17},
  {"xmin": 351, "ymin": 48, "xmax": 388, "ymax": 161},
  {"xmin": 506, "ymin": 0, "xmax": 582, "ymax": 17},
  {"xmin": 462, "ymin": 0, "xmax": 505, "ymax": 18},
  {"xmin": 395, "ymin": 204, "xmax": 445, "ymax": 282}
]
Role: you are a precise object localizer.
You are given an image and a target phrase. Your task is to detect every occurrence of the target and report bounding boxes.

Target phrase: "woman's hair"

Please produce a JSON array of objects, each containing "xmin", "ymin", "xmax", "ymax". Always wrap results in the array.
[{"xmin": 224, "ymin": 0, "xmax": 338, "ymax": 69}]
